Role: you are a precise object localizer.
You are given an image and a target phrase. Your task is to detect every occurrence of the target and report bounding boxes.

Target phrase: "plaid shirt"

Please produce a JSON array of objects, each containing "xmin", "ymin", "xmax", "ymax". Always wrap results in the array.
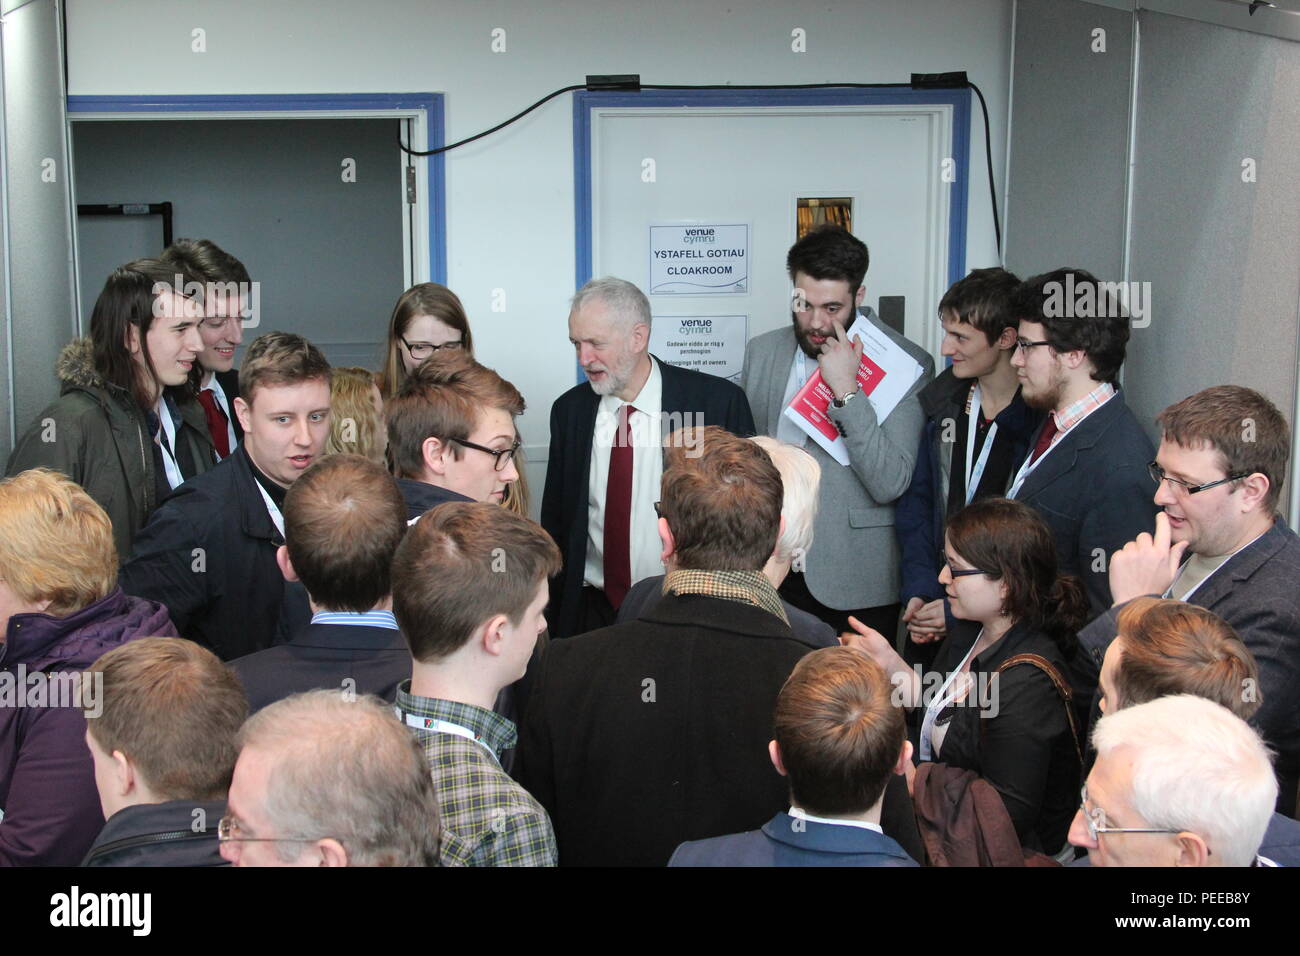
[
  {"xmin": 1048, "ymin": 381, "xmax": 1115, "ymax": 447},
  {"xmin": 662, "ymin": 568, "xmax": 790, "ymax": 625},
  {"xmin": 395, "ymin": 682, "xmax": 557, "ymax": 867}
]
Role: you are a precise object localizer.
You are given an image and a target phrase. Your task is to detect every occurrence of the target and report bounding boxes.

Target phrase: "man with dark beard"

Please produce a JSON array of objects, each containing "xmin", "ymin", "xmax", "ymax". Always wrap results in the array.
[
  {"xmin": 1006, "ymin": 268, "xmax": 1157, "ymax": 614},
  {"xmin": 741, "ymin": 226, "xmax": 933, "ymax": 637}
]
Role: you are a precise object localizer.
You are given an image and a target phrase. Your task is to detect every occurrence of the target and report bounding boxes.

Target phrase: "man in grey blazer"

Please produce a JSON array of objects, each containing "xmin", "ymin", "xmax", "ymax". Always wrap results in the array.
[{"xmin": 741, "ymin": 226, "xmax": 934, "ymax": 636}]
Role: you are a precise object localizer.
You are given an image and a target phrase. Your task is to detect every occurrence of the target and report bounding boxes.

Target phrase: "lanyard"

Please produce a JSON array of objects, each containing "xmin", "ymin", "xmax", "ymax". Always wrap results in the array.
[
  {"xmin": 254, "ymin": 479, "xmax": 285, "ymax": 539},
  {"xmin": 795, "ymin": 350, "xmax": 810, "ymax": 388},
  {"xmin": 962, "ymin": 384, "xmax": 999, "ymax": 506},
  {"xmin": 1163, "ymin": 528, "xmax": 1267, "ymax": 601},
  {"xmin": 155, "ymin": 397, "xmax": 185, "ymax": 490},
  {"xmin": 1007, "ymin": 417, "xmax": 1061, "ymax": 499},
  {"xmin": 398, "ymin": 710, "xmax": 499, "ymax": 764},
  {"xmin": 919, "ymin": 630, "xmax": 983, "ymax": 761}
]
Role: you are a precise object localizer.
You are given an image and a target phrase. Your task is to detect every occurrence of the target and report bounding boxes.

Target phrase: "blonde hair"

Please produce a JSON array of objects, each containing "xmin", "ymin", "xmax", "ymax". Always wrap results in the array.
[
  {"xmin": 326, "ymin": 367, "xmax": 386, "ymax": 464},
  {"xmin": 501, "ymin": 446, "xmax": 531, "ymax": 516},
  {"xmin": 0, "ymin": 468, "xmax": 118, "ymax": 615}
]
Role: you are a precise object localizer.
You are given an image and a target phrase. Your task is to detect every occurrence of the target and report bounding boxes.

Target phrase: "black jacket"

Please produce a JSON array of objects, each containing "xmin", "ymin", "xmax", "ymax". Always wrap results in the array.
[
  {"xmin": 397, "ymin": 478, "xmax": 473, "ymax": 522},
  {"xmin": 922, "ymin": 620, "xmax": 1080, "ymax": 853},
  {"xmin": 515, "ymin": 592, "xmax": 809, "ymax": 866},
  {"xmin": 213, "ymin": 368, "xmax": 244, "ymax": 447},
  {"xmin": 231, "ymin": 621, "xmax": 411, "ymax": 713},
  {"xmin": 1012, "ymin": 391, "xmax": 1158, "ymax": 614},
  {"xmin": 82, "ymin": 798, "xmax": 227, "ymax": 867},
  {"xmin": 1076, "ymin": 517, "xmax": 1300, "ymax": 817},
  {"xmin": 540, "ymin": 357, "xmax": 755, "ymax": 638},
  {"xmin": 120, "ymin": 446, "xmax": 308, "ymax": 661},
  {"xmin": 895, "ymin": 369, "xmax": 1042, "ymax": 606}
]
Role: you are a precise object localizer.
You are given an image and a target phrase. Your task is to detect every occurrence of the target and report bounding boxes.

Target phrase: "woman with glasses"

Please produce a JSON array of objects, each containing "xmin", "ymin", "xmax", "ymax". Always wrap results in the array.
[
  {"xmin": 379, "ymin": 282, "xmax": 473, "ymax": 402},
  {"xmin": 843, "ymin": 496, "xmax": 1088, "ymax": 857},
  {"xmin": 6, "ymin": 261, "xmax": 216, "ymax": 559}
]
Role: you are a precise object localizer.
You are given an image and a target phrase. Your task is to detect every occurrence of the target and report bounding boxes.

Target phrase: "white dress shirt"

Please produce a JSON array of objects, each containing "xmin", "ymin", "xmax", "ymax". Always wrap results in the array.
[
  {"xmin": 776, "ymin": 350, "xmax": 811, "ymax": 448},
  {"xmin": 584, "ymin": 358, "xmax": 665, "ymax": 592}
]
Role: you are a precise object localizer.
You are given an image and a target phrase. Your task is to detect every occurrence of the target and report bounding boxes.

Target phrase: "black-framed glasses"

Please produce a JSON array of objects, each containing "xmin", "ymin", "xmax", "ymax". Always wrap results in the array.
[
  {"xmin": 1147, "ymin": 461, "xmax": 1248, "ymax": 496},
  {"xmin": 217, "ymin": 814, "xmax": 322, "ymax": 846},
  {"xmin": 1014, "ymin": 338, "xmax": 1052, "ymax": 352},
  {"xmin": 940, "ymin": 552, "xmax": 992, "ymax": 578},
  {"xmin": 451, "ymin": 436, "xmax": 521, "ymax": 471},
  {"xmin": 401, "ymin": 335, "xmax": 463, "ymax": 360},
  {"xmin": 1078, "ymin": 786, "xmax": 1182, "ymax": 843}
]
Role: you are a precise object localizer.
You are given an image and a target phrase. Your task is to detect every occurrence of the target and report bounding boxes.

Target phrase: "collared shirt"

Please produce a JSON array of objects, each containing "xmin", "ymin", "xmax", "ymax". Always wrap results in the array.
[
  {"xmin": 788, "ymin": 806, "xmax": 884, "ymax": 834},
  {"xmin": 394, "ymin": 681, "xmax": 557, "ymax": 867},
  {"xmin": 309, "ymin": 609, "xmax": 399, "ymax": 629},
  {"xmin": 661, "ymin": 568, "xmax": 790, "ymax": 626},
  {"xmin": 201, "ymin": 373, "xmax": 238, "ymax": 460},
  {"xmin": 584, "ymin": 356, "xmax": 665, "ymax": 591},
  {"xmin": 1047, "ymin": 381, "xmax": 1116, "ymax": 449},
  {"xmin": 776, "ymin": 350, "xmax": 812, "ymax": 447}
]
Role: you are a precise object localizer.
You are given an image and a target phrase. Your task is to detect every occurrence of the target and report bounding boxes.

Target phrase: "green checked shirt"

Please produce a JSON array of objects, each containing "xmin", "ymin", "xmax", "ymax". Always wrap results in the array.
[{"xmin": 395, "ymin": 681, "xmax": 557, "ymax": 867}]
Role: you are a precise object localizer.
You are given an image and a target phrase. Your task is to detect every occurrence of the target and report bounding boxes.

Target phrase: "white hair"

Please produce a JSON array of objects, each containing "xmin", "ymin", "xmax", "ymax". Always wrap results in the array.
[
  {"xmin": 751, "ymin": 436, "xmax": 821, "ymax": 564},
  {"xmin": 1092, "ymin": 694, "xmax": 1276, "ymax": 867},
  {"xmin": 570, "ymin": 276, "xmax": 651, "ymax": 332}
]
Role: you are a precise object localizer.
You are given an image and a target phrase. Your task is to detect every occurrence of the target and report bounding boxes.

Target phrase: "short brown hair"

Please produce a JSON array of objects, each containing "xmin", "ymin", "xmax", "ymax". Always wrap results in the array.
[
  {"xmin": 774, "ymin": 647, "xmax": 904, "ymax": 816},
  {"xmin": 1157, "ymin": 385, "xmax": 1290, "ymax": 512},
  {"xmin": 938, "ymin": 266, "xmax": 1021, "ymax": 344},
  {"xmin": 392, "ymin": 501, "xmax": 560, "ymax": 661},
  {"xmin": 284, "ymin": 455, "xmax": 408, "ymax": 612},
  {"xmin": 238, "ymin": 331, "xmax": 331, "ymax": 406},
  {"xmin": 1114, "ymin": 596, "xmax": 1259, "ymax": 720},
  {"xmin": 659, "ymin": 425, "xmax": 782, "ymax": 571},
  {"xmin": 946, "ymin": 497, "xmax": 1089, "ymax": 651},
  {"xmin": 0, "ymin": 468, "xmax": 117, "ymax": 616},
  {"xmin": 385, "ymin": 351, "xmax": 524, "ymax": 480},
  {"xmin": 85, "ymin": 638, "xmax": 248, "ymax": 801}
]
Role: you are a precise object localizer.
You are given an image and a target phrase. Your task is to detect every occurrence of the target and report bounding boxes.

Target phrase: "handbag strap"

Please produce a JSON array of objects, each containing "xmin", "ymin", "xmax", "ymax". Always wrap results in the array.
[{"xmin": 992, "ymin": 653, "xmax": 1084, "ymax": 768}]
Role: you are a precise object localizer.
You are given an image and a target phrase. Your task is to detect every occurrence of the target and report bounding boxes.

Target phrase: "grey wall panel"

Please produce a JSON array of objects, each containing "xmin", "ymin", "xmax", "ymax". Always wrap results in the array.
[
  {"xmin": 2, "ymin": 0, "xmax": 78, "ymax": 456},
  {"xmin": 71, "ymin": 118, "xmax": 405, "ymax": 371},
  {"xmin": 1125, "ymin": 11, "xmax": 1300, "ymax": 462},
  {"xmin": 1005, "ymin": 0, "xmax": 1132, "ymax": 279}
]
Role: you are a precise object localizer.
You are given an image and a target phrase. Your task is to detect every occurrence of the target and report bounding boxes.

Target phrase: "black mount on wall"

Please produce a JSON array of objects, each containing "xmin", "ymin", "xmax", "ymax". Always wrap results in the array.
[{"xmin": 76, "ymin": 202, "xmax": 174, "ymax": 249}]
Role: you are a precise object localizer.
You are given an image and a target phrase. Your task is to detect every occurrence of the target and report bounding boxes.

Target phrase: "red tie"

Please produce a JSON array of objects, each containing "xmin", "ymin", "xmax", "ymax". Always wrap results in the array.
[
  {"xmin": 603, "ymin": 404, "xmax": 635, "ymax": 609},
  {"xmin": 1029, "ymin": 415, "xmax": 1059, "ymax": 465},
  {"xmin": 197, "ymin": 389, "xmax": 231, "ymax": 458}
]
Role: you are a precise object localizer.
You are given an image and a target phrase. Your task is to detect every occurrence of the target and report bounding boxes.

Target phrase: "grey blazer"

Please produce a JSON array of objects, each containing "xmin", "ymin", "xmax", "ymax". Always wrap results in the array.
[{"xmin": 741, "ymin": 309, "xmax": 934, "ymax": 610}]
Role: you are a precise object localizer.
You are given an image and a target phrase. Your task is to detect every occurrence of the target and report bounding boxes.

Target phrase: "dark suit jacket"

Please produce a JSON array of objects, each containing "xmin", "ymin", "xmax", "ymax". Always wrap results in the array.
[
  {"xmin": 616, "ymin": 573, "xmax": 836, "ymax": 648},
  {"xmin": 540, "ymin": 356, "xmax": 755, "ymax": 638},
  {"xmin": 514, "ymin": 592, "xmax": 809, "ymax": 866},
  {"xmin": 214, "ymin": 368, "xmax": 243, "ymax": 446},
  {"xmin": 396, "ymin": 478, "xmax": 473, "ymax": 522},
  {"xmin": 1076, "ymin": 517, "xmax": 1300, "ymax": 817},
  {"xmin": 230, "ymin": 621, "xmax": 411, "ymax": 713},
  {"xmin": 1012, "ymin": 391, "xmax": 1158, "ymax": 614},
  {"xmin": 120, "ymin": 446, "xmax": 309, "ymax": 661},
  {"xmin": 669, "ymin": 811, "xmax": 918, "ymax": 867}
]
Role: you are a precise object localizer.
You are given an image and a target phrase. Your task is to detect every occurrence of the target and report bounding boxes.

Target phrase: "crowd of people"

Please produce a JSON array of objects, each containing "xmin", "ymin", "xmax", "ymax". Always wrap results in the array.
[{"xmin": 0, "ymin": 226, "xmax": 1296, "ymax": 867}]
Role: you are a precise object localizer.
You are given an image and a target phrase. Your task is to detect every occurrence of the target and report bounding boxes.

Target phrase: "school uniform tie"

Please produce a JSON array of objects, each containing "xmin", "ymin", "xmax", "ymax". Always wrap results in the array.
[
  {"xmin": 1029, "ymin": 414, "xmax": 1059, "ymax": 464},
  {"xmin": 603, "ymin": 404, "xmax": 636, "ymax": 609},
  {"xmin": 197, "ymin": 388, "xmax": 231, "ymax": 458}
]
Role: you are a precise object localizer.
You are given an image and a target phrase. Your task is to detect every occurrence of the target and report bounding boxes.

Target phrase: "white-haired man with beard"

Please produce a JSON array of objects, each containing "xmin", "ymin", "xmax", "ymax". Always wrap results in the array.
[{"xmin": 541, "ymin": 277, "xmax": 755, "ymax": 638}]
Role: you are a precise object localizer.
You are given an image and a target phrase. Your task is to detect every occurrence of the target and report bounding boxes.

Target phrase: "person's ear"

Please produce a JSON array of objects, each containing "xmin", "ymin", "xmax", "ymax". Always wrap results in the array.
[
  {"xmin": 894, "ymin": 739, "xmax": 914, "ymax": 776},
  {"xmin": 658, "ymin": 515, "xmax": 676, "ymax": 564},
  {"xmin": 768, "ymin": 739, "xmax": 788, "ymax": 777},
  {"xmin": 315, "ymin": 838, "xmax": 349, "ymax": 868},
  {"xmin": 275, "ymin": 545, "xmax": 299, "ymax": 584},
  {"xmin": 1237, "ymin": 473, "xmax": 1271, "ymax": 514},
  {"xmin": 1060, "ymin": 348, "xmax": 1088, "ymax": 371},
  {"xmin": 125, "ymin": 323, "xmax": 142, "ymax": 356},
  {"xmin": 112, "ymin": 749, "xmax": 136, "ymax": 799},
  {"xmin": 481, "ymin": 613, "xmax": 510, "ymax": 657},
  {"xmin": 631, "ymin": 321, "xmax": 650, "ymax": 354},
  {"xmin": 233, "ymin": 396, "xmax": 253, "ymax": 435},
  {"xmin": 995, "ymin": 326, "xmax": 1018, "ymax": 351},
  {"xmin": 854, "ymin": 284, "xmax": 867, "ymax": 308},
  {"xmin": 1174, "ymin": 831, "xmax": 1210, "ymax": 867},
  {"xmin": 423, "ymin": 436, "xmax": 450, "ymax": 478}
]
